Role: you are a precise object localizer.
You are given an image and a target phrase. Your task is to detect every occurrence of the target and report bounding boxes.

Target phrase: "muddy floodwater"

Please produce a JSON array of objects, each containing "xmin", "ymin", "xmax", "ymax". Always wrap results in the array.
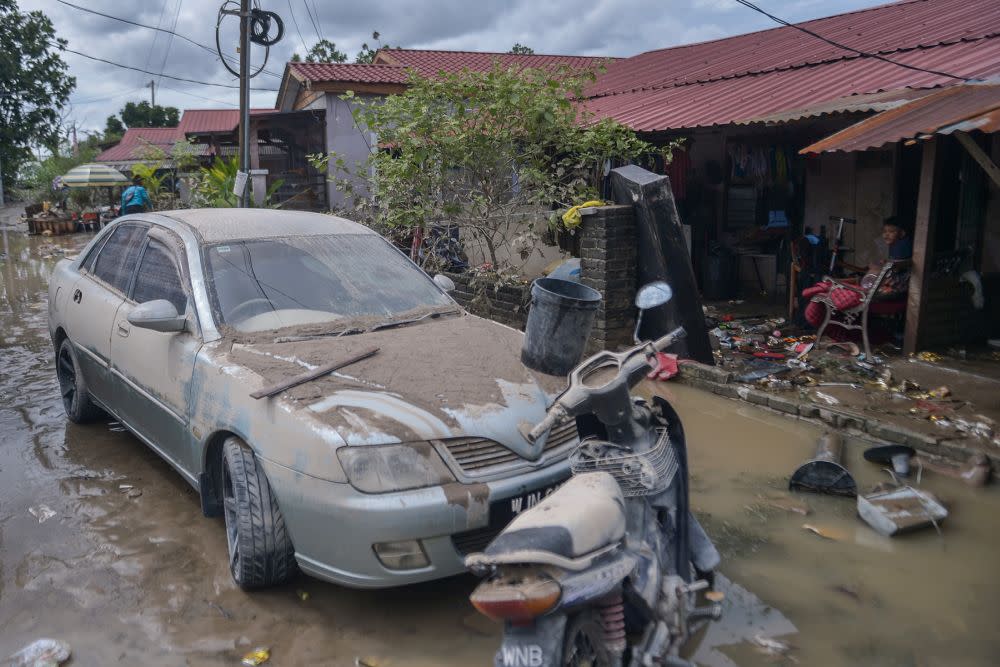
[{"xmin": 2, "ymin": 227, "xmax": 999, "ymax": 666}]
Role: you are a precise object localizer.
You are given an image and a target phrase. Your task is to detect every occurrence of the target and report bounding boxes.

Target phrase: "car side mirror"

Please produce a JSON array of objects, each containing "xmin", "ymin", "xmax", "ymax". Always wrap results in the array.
[
  {"xmin": 633, "ymin": 281, "xmax": 673, "ymax": 343},
  {"xmin": 433, "ymin": 274, "xmax": 456, "ymax": 292},
  {"xmin": 128, "ymin": 299, "xmax": 187, "ymax": 333}
]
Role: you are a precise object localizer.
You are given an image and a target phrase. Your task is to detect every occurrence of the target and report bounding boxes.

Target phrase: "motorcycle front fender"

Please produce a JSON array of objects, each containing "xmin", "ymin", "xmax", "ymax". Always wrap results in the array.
[{"xmin": 494, "ymin": 613, "xmax": 567, "ymax": 667}]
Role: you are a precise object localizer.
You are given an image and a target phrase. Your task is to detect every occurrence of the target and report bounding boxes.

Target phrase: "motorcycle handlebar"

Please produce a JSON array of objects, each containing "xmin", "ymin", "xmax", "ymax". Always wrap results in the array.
[{"xmin": 527, "ymin": 326, "xmax": 687, "ymax": 443}]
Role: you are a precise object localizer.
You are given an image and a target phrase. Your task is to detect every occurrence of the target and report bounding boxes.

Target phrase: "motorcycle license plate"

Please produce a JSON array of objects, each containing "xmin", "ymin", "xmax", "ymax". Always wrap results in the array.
[{"xmin": 491, "ymin": 483, "xmax": 562, "ymax": 526}]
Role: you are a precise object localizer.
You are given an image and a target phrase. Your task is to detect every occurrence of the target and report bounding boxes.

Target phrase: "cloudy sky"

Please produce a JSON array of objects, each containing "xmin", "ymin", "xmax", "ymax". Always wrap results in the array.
[{"xmin": 19, "ymin": 0, "xmax": 885, "ymax": 134}]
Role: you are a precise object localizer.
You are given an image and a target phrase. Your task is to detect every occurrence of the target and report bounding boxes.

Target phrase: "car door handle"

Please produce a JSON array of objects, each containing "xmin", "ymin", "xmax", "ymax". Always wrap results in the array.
[
  {"xmin": 72, "ymin": 289, "xmax": 82, "ymax": 304},
  {"xmin": 116, "ymin": 321, "xmax": 130, "ymax": 338}
]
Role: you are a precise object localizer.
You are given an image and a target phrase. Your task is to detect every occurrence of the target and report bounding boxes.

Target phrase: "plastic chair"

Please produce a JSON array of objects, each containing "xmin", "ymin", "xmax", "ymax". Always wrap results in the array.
[{"xmin": 811, "ymin": 261, "xmax": 907, "ymax": 359}]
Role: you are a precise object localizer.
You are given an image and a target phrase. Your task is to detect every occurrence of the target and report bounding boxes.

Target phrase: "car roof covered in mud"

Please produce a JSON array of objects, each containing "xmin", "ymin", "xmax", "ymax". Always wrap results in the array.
[{"xmin": 157, "ymin": 209, "xmax": 375, "ymax": 243}]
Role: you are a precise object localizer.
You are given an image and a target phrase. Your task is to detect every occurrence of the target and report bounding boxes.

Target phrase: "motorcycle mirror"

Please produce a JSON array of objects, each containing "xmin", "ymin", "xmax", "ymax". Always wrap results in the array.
[
  {"xmin": 433, "ymin": 274, "xmax": 456, "ymax": 292},
  {"xmin": 635, "ymin": 281, "xmax": 673, "ymax": 310}
]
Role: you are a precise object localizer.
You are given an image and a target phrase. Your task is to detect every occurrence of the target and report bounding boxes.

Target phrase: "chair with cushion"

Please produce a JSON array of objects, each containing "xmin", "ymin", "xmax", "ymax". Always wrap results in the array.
[{"xmin": 810, "ymin": 261, "xmax": 907, "ymax": 359}]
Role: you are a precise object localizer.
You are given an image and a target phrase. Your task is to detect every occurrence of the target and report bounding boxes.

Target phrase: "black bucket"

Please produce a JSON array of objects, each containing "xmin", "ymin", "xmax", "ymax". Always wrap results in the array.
[{"xmin": 521, "ymin": 278, "xmax": 601, "ymax": 376}]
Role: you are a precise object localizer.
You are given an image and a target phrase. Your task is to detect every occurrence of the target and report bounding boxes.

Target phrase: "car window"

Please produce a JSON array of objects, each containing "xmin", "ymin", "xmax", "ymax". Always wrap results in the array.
[
  {"xmin": 204, "ymin": 234, "xmax": 453, "ymax": 332},
  {"xmin": 132, "ymin": 239, "xmax": 188, "ymax": 314},
  {"xmin": 91, "ymin": 224, "xmax": 147, "ymax": 294}
]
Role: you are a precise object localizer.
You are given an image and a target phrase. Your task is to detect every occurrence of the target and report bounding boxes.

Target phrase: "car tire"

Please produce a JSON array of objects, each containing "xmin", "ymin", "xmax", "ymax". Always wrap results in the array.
[
  {"xmin": 221, "ymin": 436, "xmax": 296, "ymax": 590},
  {"xmin": 56, "ymin": 338, "xmax": 103, "ymax": 423}
]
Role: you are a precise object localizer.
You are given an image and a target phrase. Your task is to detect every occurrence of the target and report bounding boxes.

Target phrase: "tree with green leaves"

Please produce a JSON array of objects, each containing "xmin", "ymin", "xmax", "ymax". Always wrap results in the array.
[
  {"xmin": 104, "ymin": 115, "xmax": 126, "ymax": 138},
  {"xmin": 318, "ymin": 65, "xmax": 669, "ymax": 273},
  {"xmin": 0, "ymin": 0, "xmax": 75, "ymax": 191},
  {"xmin": 356, "ymin": 31, "xmax": 395, "ymax": 64},
  {"xmin": 111, "ymin": 101, "xmax": 180, "ymax": 129},
  {"xmin": 301, "ymin": 38, "xmax": 347, "ymax": 63},
  {"xmin": 509, "ymin": 44, "xmax": 535, "ymax": 55}
]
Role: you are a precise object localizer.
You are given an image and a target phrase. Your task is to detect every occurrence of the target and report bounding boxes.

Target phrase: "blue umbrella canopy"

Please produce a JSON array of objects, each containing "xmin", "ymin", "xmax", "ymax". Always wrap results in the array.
[{"xmin": 61, "ymin": 163, "xmax": 130, "ymax": 188}]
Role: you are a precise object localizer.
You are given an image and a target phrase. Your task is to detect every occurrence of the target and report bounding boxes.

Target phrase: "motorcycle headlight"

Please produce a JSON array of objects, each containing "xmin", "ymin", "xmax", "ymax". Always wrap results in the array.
[{"xmin": 337, "ymin": 442, "xmax": 455, "ymax": 493}]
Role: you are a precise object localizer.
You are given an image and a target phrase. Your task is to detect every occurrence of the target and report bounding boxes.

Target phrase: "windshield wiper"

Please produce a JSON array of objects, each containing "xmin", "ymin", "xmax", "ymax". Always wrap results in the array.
[{"xmin": 369, "ymin": 308, "xmax": 461, "ymax": 332}]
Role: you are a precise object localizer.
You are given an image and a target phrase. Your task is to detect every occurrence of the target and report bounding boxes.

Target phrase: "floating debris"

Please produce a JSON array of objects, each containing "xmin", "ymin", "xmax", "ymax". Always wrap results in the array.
[
  {"xmin": 857, "ymin": 486, "xmax": 948, "ymax": 537},
  {"xmin": 28, "ymin": 505, "xmax": 56, "ymax": 523},
  {"xmin": 6, "ymin": 638, "xmax": 71, "ymax": 666},
  {"xmin": 802, "ymin": 524, "xmax": 844, "ymax": 541},
  {"xmin": 242, "ymin": 647, "xmax": 271, "ymax": 666}
]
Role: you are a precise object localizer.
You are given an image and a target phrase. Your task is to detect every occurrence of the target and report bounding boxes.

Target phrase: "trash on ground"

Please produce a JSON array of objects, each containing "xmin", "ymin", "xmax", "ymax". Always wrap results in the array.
[
  {"xmin": 915, "ymin": 351, "xmax": 943, "ymax": 363},
  {"xmin": 914, "ymin": 454, "xmax": 992, "ymax": 487},
  {"xmin": 751, "ymin": 634, "xmax": 794, "ymax": 658},
  {"xmin": 802, "ymin": 523, "xmax": 845, "ymax": 541},
  {"xmin": 646, "ymin": 352, "xmax": 679, "ymax": 381},
  {"xmin": 28, "ymin": 505, "xmax": 56, "ymax": 523},
  {"xmin": 857, "ymin": 486, "xmax": 948, "ymax": 537},
  {"xmin": 705, "ymin": 590, "xmax": 726, "ymax": 602},
  {"xmin": 297, "ymin": 590, "xmax": 310, "ymax": 601},
  {"xmin": 126, "ymin": 488, "xmax": 142, "ymax": 499},
  {"xmin": 6, "ymin": 638, "xmax": 71, "ymax": 666},
  {"xmin": 759, "ymin": 493, "xmax": 810, "ymax": 516},
  {"xmin": 929, "ymin": 386, "xmax": 952, "ymax": 398},
  {"xmin": 789, "ymin": 432, "xmax": 857, "ymax": 497},
  {"xmin": 241, "ymin": 647, "xmax": 271, "ymax": 666},
  {"xmin": 813, "ymin": 391, "xmax": 840, "ymax": 406},
  {"xmin": 863, "ymin": 444, "xmax": 916, "ymax": 478}
]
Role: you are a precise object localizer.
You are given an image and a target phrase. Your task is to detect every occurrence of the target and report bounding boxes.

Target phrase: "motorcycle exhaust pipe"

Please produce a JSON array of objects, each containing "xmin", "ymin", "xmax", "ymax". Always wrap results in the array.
[{"xmin": 789, "ymin": 432, "xmax": 857, "ymax": 497}]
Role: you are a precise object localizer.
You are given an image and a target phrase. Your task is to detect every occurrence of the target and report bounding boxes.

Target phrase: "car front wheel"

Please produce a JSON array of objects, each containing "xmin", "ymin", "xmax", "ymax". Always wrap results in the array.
[
  {"xmin": 222, "ymin": 436, "xmax": 296, "ymax": 590},
  {"xmin": 56, "ymin": 338, "xmax": 103, "ymax": 423}
]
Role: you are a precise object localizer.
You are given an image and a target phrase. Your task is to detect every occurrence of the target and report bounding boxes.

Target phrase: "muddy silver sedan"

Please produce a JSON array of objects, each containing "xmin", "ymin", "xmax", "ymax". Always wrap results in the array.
[{"xmin": 47, "ymin": 209, "xmax": 576, "ymax": 589}]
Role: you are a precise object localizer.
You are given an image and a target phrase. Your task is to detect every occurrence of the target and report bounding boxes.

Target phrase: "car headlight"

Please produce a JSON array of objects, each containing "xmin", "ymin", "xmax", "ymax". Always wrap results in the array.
[{"xmin": 336, "ymin": 442, "xmax": 455, "ymax": 493}]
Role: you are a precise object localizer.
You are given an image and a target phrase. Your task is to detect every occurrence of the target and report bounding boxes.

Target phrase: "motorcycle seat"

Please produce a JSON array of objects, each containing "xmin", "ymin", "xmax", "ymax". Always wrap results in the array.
[{"xmin": 484, "ymin": 472, "xmax": 626, "ymax": 562}]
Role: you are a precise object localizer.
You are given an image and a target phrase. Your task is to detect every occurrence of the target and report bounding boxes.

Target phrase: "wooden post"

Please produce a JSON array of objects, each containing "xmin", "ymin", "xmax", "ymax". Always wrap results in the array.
[
  {"xmin": 955, "ymin": 131, "xmax": 1000, "ymax": 188},
  {"xmin": 903, "ymin": 138, "xmax": 942, "ymax": 355}
]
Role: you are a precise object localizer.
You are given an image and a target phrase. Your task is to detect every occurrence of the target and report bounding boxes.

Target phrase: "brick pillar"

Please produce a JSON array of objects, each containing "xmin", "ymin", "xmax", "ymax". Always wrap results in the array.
[{"xmin": 579, "ymin": 205, "xmax": 637, "ymax": 352}]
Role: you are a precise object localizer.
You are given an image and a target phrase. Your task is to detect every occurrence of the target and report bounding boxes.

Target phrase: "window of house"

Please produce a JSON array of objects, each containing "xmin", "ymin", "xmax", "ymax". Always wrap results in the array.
[
  {"xmin": 132, "ymin": 239, "xmax": 188, "ymax": 315},
  {"xmin": 91, "ymin": 224, "xmax": 148, "ymax": 294}
]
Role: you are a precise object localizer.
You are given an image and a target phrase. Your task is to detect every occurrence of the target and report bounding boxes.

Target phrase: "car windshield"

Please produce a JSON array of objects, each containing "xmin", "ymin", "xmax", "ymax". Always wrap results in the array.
[{"xmin": 204, "ymin": 234, "xmax": 453, "ymax": 333}]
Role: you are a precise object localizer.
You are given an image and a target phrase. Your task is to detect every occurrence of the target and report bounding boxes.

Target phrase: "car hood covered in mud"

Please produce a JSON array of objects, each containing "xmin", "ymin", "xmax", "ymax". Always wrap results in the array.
[{"xmin": 226, "ymin": 313, "xmax": 567, "ymax": 458}]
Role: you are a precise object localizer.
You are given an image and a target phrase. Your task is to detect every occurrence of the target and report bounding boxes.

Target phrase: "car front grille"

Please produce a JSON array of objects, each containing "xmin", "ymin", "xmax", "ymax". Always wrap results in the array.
[{"xmin": 438, "ymin": 420, "xmax": 579, "ymax": 478}]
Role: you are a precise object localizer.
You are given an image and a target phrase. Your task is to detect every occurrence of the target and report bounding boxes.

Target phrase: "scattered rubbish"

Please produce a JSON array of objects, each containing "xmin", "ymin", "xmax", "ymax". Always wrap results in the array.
[
  {"xmin": 241, "ymin": 647, "xmax": 271, "ymax": 666},
  {"xmin": 297, "ymin": 590, "xmax": 310, "ymax": 601},
  {"xmin": 951, "ymin": 417, "xmax": 994, "ymax": 439},
  {"xmin": 118, "ymin": 484, "xmax": 133, "ymax": 491},
  {"xmin": 705, "ymin": 590, "xmax": 726, "ymax": 603},
  {"xmin": 863, "ymin": 445, "xmax": 916, "ymax": 478},
  {"xmin": 646, "ymin": 352, "xmax": 679, "ymax": 381},
  {"xmin": 28, "ymin": 505, "xmax": 56, "ymax": 523},
  {"xmin": 929, "ymin": 386, "xmax": 952, "ymax": 398},
  {"xmin": 126, "ymin": 488, "xmax": 142, "ymax": 499},
  {"xmin": 824, "ymin": 341, "xmax": 860, "ymax": 356},
  {"xmin": 759, "ymin": 493, "xmax": 810, "ymax": 516},
  {"xmin": 6, "ymin": 638, "xmax": 71, "ymax": 666},
  {"xmin": 735, "ymin": 360, "xmax": 789, "ymax": 383},
  {"xmin": 914, "ymin": 454, "xmax": 992, "ymax": 487},
  {"xmin": 206, "ymin": 600, "xmax": 233, "ymax": 620},
  {"xmin": 751, "ymin": 634, "xmax": 794, "ymax": 659},
  {"xmin": 802, "ymin": 523, "xmax": 844, "ymax": 541},
  {"xmin": 813, "ymin": 391, "xmax": 840, "ymax": 406},
  {"xmin": 356, "ymin": 659, "xmax": 388, "ymax": 667},
  {"xmin": 830, "ymin": 584, "xmax": 861, "ymax": 602},
  {"xmin": 915, "ymin": 351, "xmax": 942, "ymax": 363},
  {"xmin": 858, "ymin": 486, "xmax": 947, "ymax": 537},
  {"xmin": 790, "ymin": 432, "xmax": 857, "ymax": 497}
]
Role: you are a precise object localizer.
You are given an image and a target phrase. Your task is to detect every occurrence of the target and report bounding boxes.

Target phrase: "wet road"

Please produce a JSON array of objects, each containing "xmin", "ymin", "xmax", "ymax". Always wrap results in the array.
[{"xmin": 2, "ymin": 225, "xmax": 999, "ymax": 666}]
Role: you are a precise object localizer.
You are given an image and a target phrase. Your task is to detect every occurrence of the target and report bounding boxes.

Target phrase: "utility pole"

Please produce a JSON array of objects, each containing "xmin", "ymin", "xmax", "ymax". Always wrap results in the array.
[
  {"xmin": 238, "ymin": 0, "xmax": 250, "ymax": 208},
  {"xmin": 147, "ymin": 79, "xmax": 156, "ymax": 107}
]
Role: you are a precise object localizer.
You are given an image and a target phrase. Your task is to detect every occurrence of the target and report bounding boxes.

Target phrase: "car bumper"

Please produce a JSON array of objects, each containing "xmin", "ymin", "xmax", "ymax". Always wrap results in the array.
[{"xmin": 257, "ymin": 457, "xmax": 572, "ymax": 589}]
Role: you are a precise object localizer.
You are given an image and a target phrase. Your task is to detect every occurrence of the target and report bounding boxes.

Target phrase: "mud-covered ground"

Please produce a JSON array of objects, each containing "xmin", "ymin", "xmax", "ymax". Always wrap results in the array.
[{"xmin": 3, "ymin": 213, "xmax": 999, "ymax": 666}]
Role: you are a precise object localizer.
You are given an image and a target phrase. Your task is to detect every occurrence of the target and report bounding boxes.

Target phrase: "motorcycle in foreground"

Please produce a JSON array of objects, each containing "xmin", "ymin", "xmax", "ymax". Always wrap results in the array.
[{"xmin": 466, "ymin": 282, "xmax": 722, "ymax": 667}]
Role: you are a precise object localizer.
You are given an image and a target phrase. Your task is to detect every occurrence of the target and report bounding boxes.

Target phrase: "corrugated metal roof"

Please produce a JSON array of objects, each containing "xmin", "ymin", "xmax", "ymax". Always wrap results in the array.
[
  {"xmin": 177, "ymin": 108, "xmax": 277, "ymax": 135},
  {"xmin": 735, "ymin": 88, "xmax": 934, "ymax": 125},
  {"xmin": 376, "ymin": 49, "xmax": 615, "ymax": 77},
  {"xmin": 800, "ymin": 82, "xmax": 1000, "ymax": 153},
  {"xmin": 589, "ymin": 0, "xmax": 999, "ymax": 98},
  {"xmin": 583, "ymin": 37, "xmax": 1000, "ymax": 132},
  {"xmin": 95, "ymin": 127, "xmax": 183, "ymax": 162}
]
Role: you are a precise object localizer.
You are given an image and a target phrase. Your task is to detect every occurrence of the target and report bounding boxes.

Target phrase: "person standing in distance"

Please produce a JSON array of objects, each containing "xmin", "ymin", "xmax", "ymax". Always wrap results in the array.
[{"xmin": 121, "ymin": 175, "xmax": 151, "ymax": 215}]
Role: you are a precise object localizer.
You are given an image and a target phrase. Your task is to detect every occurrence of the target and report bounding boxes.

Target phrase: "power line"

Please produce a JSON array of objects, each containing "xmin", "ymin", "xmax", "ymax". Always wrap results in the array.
[
  {"xmin": 310, "ymin": 0, "xmax": 325, "ymax": 42},
  {"xmin": 733, "ymin": 0, "xmax": 972, "ymax": 82},
  {"xmin": 53, "ymin": 0, "xmax": 282, "ymax": 79},
  {"xmin": 286, "ymin": 0, "xmax": 309, "ymax": 55},
  {"xmin": 301, "ymin": 0, "xmax": 321, "ymax": 44},
  {"xmin": 142, "ymin": 0, "xmax": 169, "ymax": 73},
  {"xmin": 70, "ymin": 88, "xmax": 144, "ymax": 105},
  {"xmin": 156, "ymin": 0, "xmax": 185, "ymax": 89},
  {"xmin": 55, "ymin": 42, "xmax": 280, "ymax": 92},
  {"xmin": 158, "ymin": 83, "xmax": 240, "ymax": 107}
]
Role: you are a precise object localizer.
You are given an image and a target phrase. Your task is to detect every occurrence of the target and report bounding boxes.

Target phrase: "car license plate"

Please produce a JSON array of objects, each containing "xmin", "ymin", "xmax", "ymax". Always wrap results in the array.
[{"xmin": 490, "ymin": 482, "xmax": 563, "ymax": 527}]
